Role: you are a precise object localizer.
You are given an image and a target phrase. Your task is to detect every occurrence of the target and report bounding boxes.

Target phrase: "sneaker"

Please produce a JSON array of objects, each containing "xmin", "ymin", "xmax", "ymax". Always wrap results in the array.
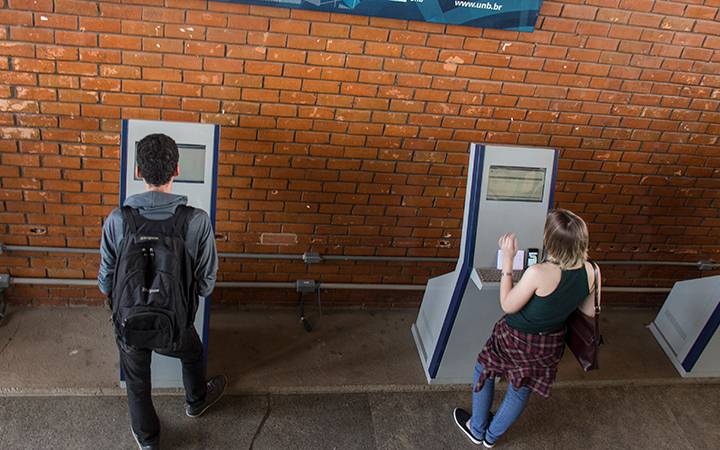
[
  {"xmin": 186, "ymin": 375, "xmax": 227, "ymax": 418},
  {"xmin": 482, "ymin": 412, "xmax": 496, "ymax": 448},
  {"xmin": 453, "ymin": 408, "xmax": 482, "ymax": 445},
  {"xmin": 131, "ymin": 427, "xmax": 159, "ymax": 450}
]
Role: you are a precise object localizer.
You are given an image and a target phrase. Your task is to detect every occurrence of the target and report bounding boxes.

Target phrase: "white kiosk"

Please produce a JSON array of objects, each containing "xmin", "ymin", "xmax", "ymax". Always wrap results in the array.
[
  {"xmin": 412, "ymin": 144, "xmax": 558, "ymax": 384},
  {"xmin": 650, "ymin": 275, "xmax": 720, "ymax": 377},
  {"xmin": 120, "ymin": 119, "xmax": 220, "ymax": 388}
]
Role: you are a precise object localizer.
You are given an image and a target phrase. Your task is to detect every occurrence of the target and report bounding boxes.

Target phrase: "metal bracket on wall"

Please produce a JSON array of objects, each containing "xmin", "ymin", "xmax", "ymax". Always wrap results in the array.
[
  {"xmin": 302, "ymin": 252, "xmax": 322, "ymax": 264},
  {"xmin": 0, "ymin": 274, "xmax": 9, "ymax": 326},
  {"xmin": 295, "ymin": 279, "xmax": 320, "ymax": 332},
  {"xmin": 697, "ymin": 261, "xmax": 717, "ymax": 271}
]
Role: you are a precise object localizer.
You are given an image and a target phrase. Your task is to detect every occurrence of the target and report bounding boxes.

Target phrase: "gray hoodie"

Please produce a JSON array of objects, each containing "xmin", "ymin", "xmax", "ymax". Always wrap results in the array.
[{"xmin": 98, "ymin": 191, "xmax": 218, "ymax": 297}]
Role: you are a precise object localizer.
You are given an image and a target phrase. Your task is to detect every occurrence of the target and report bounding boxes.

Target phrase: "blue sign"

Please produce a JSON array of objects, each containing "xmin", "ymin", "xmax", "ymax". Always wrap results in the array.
[{"xmin": 218, "ymin": 0, "xmax": 543, "ymax": 31}]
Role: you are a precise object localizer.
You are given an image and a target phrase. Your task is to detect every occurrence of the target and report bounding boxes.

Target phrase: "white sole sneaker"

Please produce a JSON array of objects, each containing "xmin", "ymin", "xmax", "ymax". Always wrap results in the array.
[
  {"xmin": 186, "ymin": 374, "xmax": 227, "ymax": 418},
  {"xmin": 453, "ymin": 408, "xmax": 482, "ymax": 445}
]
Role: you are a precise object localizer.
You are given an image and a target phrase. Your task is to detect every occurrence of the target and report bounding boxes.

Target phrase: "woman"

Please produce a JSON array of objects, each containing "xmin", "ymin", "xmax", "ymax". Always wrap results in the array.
[{"xmin": 453, "ymin": 209, "xmax": 601, "ymax": 448}]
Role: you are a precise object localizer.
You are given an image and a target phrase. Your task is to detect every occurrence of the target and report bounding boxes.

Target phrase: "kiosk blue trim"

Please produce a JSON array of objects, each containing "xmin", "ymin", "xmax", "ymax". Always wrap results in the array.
[
  {"xmin": 428, "ymin": 144, "xmax": 485, "ymax": 378},
  {"xmin": 548, "ymin": 149, "xmax": 559, "ymax": 209},
  {"xmin": 202, "ymin": 124, "xmax": 220, "ymax": 364},
  {"xmin": 119, "ymin": 120, "xmax": 129, "ymax": 205},
  {"xmin": 682, "ymin": 301, "xmax": 720, "ymax": 371}
]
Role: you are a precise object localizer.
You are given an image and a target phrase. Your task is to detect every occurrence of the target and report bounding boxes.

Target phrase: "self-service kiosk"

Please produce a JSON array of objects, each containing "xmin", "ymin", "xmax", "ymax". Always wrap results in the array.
[
  {"xmin": 411, "ymin": 144, "xmax": 558, "ymax": 384},
  {"xmin": 650, "ymin": 275, "xmax": 720, "ymax": 377},
  {"xmin": 120, "ymin": 119, "xmax": 219, "ymax": 388}
]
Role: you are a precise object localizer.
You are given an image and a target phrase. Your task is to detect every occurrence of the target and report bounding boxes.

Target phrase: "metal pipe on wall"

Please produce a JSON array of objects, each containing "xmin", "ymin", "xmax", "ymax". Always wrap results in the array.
[
  {"xmin": 1, "ymin": 245, "xmax": 455, "ymax": 263},
  {"xmin": 1, "ymin": 244, "xmax": 717, "ymax": 268},
  {"xmin": 6, "ymin": 277, "xmax": 671, "ymax": 293},
  {"xmin": 1, "ymin": 244, "xmax": 713, "ymax": 295}
]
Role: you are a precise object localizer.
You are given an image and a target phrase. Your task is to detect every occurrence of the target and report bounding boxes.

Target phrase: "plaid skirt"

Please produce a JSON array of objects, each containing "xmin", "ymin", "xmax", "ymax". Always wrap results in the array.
[{"xmin": 475, "ymin": 317, "xmax": 566, "ymax": 398}]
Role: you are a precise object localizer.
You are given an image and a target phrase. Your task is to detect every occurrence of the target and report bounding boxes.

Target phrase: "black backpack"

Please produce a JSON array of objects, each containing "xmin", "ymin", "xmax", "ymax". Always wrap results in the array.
[{"xmin": 111, "ymin": 205, "xmax": 197, "ymax": 349}]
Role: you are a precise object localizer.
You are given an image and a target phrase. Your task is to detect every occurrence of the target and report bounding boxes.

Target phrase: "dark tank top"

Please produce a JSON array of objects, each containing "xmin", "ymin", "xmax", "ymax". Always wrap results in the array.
[{"xmin": 505, "ymin": 266, "xmax": 591, "ymax": 334}]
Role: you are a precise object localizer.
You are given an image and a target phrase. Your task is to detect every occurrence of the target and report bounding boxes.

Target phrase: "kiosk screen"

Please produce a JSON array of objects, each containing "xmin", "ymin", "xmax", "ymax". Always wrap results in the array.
[
  {"xmin": 176, "ymin": 144, "xmax": 206, "ymax": 183},
  {"xmin": 134, "ymin": 143, "xmax": 206, "ymax": 183},
  {"xmin": 487, "ymin": 166, "xmax": 546, "ymax": 202}
]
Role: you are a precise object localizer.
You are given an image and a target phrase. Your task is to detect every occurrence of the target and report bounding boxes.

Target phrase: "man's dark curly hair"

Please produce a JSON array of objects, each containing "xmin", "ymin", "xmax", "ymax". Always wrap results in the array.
[{"xmin": 136, "ymin": 134, "xmax": 179, "ymax": 186}]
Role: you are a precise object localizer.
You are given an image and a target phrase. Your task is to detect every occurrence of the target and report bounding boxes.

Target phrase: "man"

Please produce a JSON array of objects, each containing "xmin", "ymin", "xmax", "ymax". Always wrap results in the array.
[{"xmin": 99, "ymin": 133, "xmax": 225, "ymax": 450}]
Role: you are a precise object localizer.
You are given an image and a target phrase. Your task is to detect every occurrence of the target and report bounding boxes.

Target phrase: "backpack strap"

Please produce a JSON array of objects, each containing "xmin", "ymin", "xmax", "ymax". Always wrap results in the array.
[
  {"xmin": 172, "ymin": 205, "xmax": 195, "ymax": 237},
  {"xmin": 120, "ymin": 206, "xmax": 139, "ymax": 235}
]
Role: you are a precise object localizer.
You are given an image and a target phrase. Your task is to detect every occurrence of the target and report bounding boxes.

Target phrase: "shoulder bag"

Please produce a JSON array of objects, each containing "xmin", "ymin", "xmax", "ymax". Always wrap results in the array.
[{"xmin": 565, "ymin": 260, "xmax": 602, "ymax": 371}]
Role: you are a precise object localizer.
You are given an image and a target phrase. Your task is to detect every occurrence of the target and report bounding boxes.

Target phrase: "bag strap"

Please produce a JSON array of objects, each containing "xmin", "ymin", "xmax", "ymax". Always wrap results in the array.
[
  {"xmin": 588, "ymin": 259, "xmax": 601, "ymax": 341},
  {"xmin": 588, "ymin": 260, "xmax": 601, "ymax": 315},
  {"xmin": 172, "ymin": 205, "xmax": 194, "ymax": 237},
  {"xmin": 120, "ymin": 206, "xmax": 139, "ymax": 234}
]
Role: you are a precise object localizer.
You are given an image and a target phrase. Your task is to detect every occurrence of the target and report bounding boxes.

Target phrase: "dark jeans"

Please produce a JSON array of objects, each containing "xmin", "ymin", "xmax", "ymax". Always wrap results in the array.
[{"xmin": 117, "ymin": 327, "xmax": 207, "ymax": 445}]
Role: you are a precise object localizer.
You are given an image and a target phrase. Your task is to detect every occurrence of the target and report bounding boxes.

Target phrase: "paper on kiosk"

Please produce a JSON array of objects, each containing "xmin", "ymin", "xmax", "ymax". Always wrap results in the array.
[{"xmin": 496, "ymin": 249, "xmax": 525, "ymax": 271}]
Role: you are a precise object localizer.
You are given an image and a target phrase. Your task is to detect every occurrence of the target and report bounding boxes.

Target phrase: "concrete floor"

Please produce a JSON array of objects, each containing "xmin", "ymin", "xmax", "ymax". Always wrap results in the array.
[
  {"xmin": 1, "ymin": 305, "xmax": 720, "ymax": 449},
  {"xmin": 2, "ymin": 385, "xmax": 720, "ymax": 449},
  {"xmin": 0, "ymin": 305, "xmax": 686, "ymax": 394}
]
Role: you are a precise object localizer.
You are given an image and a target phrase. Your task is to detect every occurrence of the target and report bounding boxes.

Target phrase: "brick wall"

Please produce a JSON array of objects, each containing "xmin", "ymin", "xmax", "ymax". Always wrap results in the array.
[{"xmin": 0, "ymin": 0, "xmax": 719, "ymax": 306}]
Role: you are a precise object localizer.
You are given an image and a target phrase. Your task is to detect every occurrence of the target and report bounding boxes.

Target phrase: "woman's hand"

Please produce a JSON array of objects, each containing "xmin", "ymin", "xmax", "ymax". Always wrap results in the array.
[
  {"xmin": 497, "ymin": 232, "xmax": 535, "ymax": 314},
  {"xmin": 498, "ymin": 232, "xmax": 518, "ymax": 262}
]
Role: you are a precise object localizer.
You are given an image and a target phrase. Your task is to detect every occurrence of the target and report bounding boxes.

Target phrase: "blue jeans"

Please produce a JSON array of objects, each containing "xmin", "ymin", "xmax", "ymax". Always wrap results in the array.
[{"xmin": 470, "ymin": 361, "xmax": 531, "ymax": 444}]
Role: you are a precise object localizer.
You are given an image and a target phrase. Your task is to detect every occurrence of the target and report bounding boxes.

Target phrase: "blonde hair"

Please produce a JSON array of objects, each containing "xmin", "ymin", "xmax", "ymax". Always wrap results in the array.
[{"xmin": 543, "ymin": 209, "xmax": 589, "ymax": 269}]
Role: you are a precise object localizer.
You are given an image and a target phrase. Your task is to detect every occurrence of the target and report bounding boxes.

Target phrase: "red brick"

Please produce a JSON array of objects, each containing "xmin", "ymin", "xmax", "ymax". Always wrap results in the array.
[
  {"xmin": 142, "ymin": 67, "xmax": 181, "ymax": 82},
  {"xmin": 185, "ymin": 41, "xmax": 225, "ymax": 56},
  {"xmin": 186, "ymin": 11, "xmax": 228, "ymax": 27},
  {"xmin": 267, "ymin": 48, "xmax": 306, "ymax": 63},
  {"xmin": 58, "ymin": 89, "xmax": 99, "ymax": 103},
  {"xmin": 163, "ymin": 82, "xmax": 201, "ymax": 97},
  {"xmin": 0, "ymin": 10, "xmax": 34, "ymax": 26},
  {"xmin": 269, "ymin": 19, "xmax": 310, "ymax": 35},
  {"xmin": 57, "ymin": 61, "xmax": 97, "ymax": 76},
  {"xmin": 34, "ymin": 13, "xmax": 77, "ymax": 30},
  {"xmin": 79, "ymin": 49, "xmax": 121, "ymax": 64},
  {"xmin": 122, "ymin": 80, "xmax": 161, "ymax": 94},
  {"xmin": 142, "ymin": 7, "xmax": 185, "ymax": 24},
  {"xmin": 311, "ymin": 22, "xmax": 349, "ymax": 38},
  {"xmin": 100, "ymin": 64, "xmax": 141, "ymax": 79},
  {"xmin": 206, "ymin": 28, "xmax": 247, "ymax": 44},
  {"xmin": 227, "ymin": 15, "xmax": 269, "ymax": 30},
  {"xmin": 13, "ymin": 58, "xmax": 55, "ymax": 73},
  {"xmin": 55, "ymin": 0, "xmax": 99, "ymax": 15},
  {"xmin": 17, "ymin": 86, "xmax": 59, "ymax": 100},
  {"xmin": 79, "ymin": 17, "xmax": 121, "ymax": 33},
  {"xmin": 162, "ymin": 54, "xmax": 201, "ymax": 70},
  {"xmin": 162, "ymin": 25, "xmax": 203, "ymax": 41},
  {"xmin": 56, "ymin": 30, "xmax": 97, "ymax": 46},
  {"xmin": 122, "ymin": 20, "xmax": 163, "ymax": 37},
  {"xmin": 99, "ymin": 3, "xmax": 142, "ymax": 20},
  {"xmin": 101, "ymin": 92, "xmax": 140, "ymax": 106},
  {"xmin": 100, "ymin": 35, "xmax": 141, "ymax": 50},
  {"xmin": 142, "ymin": 38, "xmax": 183, "ymax": 54},
  {"xmin": 9, "ymin": 0, "xmax": 53, "ymax": 11},
  {"xmin": 10, "ymin": 27, "xmax": 53, "ymax": 43},
  {"xmin": 365, "ymin": 42, "xmax": 402, "ymax": 58}
]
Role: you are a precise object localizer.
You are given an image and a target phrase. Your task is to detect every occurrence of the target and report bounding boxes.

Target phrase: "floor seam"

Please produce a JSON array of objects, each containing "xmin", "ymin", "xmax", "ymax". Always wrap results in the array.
[
  {"xmin": 0, "ymin": 323, "xmax": 21, "ymax": 358},
  {"xmin": 248, "ymin": 393, "xmax": 271, "ymax": 450}
]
